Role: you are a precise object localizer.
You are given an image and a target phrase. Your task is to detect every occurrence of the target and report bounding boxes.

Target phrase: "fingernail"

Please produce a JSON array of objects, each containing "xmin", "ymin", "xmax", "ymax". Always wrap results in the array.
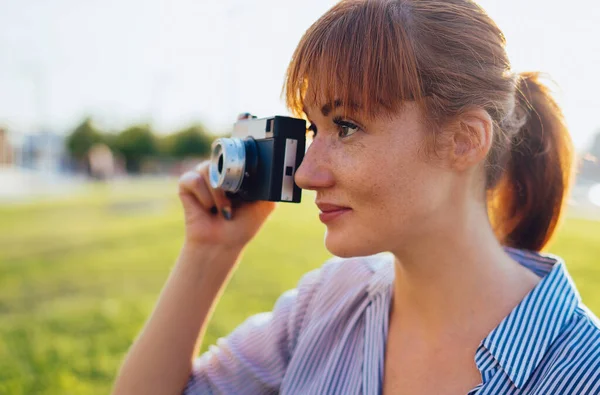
[
  {"xmin": 210, "ymin": 206, "xmax": 218, "ymax": 215},
  {"xmin": 222, "ymin": 207, "xmax": 232, "ymax": 220}
]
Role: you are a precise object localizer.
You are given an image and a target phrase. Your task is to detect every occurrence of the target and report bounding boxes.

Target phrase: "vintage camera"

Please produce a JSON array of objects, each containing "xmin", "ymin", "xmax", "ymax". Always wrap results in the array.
[{"xmin": 209, "ymin": 115, "xmax": 306, "ymax": 203}]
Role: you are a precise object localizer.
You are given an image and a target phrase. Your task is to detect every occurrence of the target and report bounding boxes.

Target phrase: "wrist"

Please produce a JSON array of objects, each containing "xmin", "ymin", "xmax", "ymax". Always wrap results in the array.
[
  {"xmin": 177, "ymin": 242, "xmax": 244, "ymax": 275},
  {"xmin": 180, "ymin": 241, "xmax": 244, "ymax": 257}
]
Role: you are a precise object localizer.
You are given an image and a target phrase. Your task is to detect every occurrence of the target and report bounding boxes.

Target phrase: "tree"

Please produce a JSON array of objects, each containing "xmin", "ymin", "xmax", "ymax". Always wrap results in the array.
[
  {"xmin": 114, "ymin": 124, "xmax": 157, "ymax": 173},
  {"xmin": 66, "ymin": 118, "xmax": 104, "ymax": 161},
  {"xmin": 163, "ymin": 124, "xmax": 213, "ymax": 159}
]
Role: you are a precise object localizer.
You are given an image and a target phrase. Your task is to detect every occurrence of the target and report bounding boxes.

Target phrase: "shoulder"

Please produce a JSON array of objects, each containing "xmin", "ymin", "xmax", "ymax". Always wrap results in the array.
[
  {"xmin": 313, "ymin": 252, "xmax": 394, "ymax": 300},
  {"xmin": 281, "ymin": 253, "xmax": 392, "ymax": 355},
  {"xmin": 295, "ymin": 252, "xmax": 393, "ymax": 298},
  {"xmin": 294, "ymin": 253, "xmax": 393, "ymax": 328},
  {"xmin": 319, "ymin": 252, "xmax": 393, "ymax": 286},
  {"xmin": 533, "ymin": 305, "xmax": 600, "ymax": 393},
  {"xmin": 556, "ymin": 305, "xmax": 600, "ymax": 362}
]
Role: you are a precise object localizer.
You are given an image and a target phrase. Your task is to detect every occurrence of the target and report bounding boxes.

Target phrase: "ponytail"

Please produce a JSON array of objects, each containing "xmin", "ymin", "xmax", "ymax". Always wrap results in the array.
[{"xmin": 489, "ymin": 72, "xmax": 575, "ymax": 251}]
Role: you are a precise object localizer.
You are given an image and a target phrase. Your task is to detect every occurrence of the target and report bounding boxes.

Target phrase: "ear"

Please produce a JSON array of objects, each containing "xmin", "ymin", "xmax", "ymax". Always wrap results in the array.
[{"xmin": 449, "ymin": 108, "xmax": 493, "ymax": 171}]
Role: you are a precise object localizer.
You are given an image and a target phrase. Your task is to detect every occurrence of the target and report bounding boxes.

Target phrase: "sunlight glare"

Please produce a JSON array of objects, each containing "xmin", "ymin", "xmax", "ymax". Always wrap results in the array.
[{"xmin": 588, "ymin": 184, "xmax": 600, "ymax": 207}]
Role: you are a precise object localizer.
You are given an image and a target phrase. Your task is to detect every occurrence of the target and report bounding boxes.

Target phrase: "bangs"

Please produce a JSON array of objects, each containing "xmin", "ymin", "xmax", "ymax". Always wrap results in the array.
[{"xmin": 282, "ymin": 0, "xmax": 423, "ymax": 122}]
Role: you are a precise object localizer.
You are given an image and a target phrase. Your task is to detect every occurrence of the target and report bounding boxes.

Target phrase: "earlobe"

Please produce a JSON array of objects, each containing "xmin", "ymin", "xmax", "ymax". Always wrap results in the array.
[{"xmin": 450, "ymin": 109, "xmax": 493, "ymax": 170}]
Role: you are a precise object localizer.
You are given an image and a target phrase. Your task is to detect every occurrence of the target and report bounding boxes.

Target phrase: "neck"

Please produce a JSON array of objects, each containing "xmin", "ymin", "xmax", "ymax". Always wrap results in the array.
[{"xmin": 390, "ymin": 203, "xmax": 541, "ymax": 346}]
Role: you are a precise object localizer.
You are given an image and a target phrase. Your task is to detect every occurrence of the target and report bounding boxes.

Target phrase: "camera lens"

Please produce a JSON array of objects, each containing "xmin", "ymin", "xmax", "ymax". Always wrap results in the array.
[
  {"xmin": 209, "ymin": 138, "xmax": 246, "ymax": 192},
  {"xmin": 217, "ymin": 154, "xmax": 224, "ymax": 174}
]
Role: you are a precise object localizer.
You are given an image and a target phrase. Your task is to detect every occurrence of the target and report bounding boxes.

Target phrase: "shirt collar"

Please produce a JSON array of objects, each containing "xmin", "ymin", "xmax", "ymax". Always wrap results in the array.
[
  {"xmin": 366, "ymin": 247, "xmax": 582, "ymax": 389},
  {"xmin": 478, "ymin": 247, "xmax": 581, "ymax": 388}
]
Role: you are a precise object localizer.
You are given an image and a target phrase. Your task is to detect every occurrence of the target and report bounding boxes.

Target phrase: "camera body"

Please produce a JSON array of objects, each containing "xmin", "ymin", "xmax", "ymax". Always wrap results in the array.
[{"xmin": 209, "ymin": 115, "xmax": 306, "ymax": 203}]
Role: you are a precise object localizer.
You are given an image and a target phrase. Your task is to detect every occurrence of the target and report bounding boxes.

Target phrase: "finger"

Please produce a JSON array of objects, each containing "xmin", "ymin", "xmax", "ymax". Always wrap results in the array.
[
  {"xmin": 196, "ymin": 163, "xmax": 232, "ymax": 220},
  {"xmin": 237, "ymin": 112, "xmax": 254, "ymax": 121},
  {"xmin": 194, "ymin": 173, "xmax": 219, "ymax": 212},
  {"xmin": 178, "ymin": 171, "xmax": 203, "ymax": 212},
  {"xmin": 179, "ymin": 171, "xmax": 215, "ymax": 213}
]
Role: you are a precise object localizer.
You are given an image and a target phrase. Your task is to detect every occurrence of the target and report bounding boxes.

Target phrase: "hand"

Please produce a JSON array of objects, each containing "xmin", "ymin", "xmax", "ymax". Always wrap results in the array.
[{"xmin": 177, "ymin": 113, "xmax": 277, "ymax": 250}]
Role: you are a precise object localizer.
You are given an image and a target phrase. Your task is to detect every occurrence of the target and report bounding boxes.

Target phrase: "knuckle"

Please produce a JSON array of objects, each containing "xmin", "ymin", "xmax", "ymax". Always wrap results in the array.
[
  {"xmin": 179, "ymin": 171, "xmax": 199, "ymax": 186},
  {"xmin": 195, "ymin": 161, "xmax": 209, "ymax": 174},
  {"xmin": 237, "ymin": 112, "xmax": 252, "ymax": 120}
]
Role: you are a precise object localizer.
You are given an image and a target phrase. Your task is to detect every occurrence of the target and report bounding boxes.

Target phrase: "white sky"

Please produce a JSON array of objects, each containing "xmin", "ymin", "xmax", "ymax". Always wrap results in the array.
[{"xmin": 0, "ymin": 0, "xmax": 599, "ymax": 151}]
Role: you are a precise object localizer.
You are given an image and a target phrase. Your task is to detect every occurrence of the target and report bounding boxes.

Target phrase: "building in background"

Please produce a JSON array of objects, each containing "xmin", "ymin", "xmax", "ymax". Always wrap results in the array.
[
  {"xmin": 0, "ymin": 129, "xmax": 83, "ymax": 203},
  {"xmin": 19, "ymin": 131, "xmax": 69, "ymax": 172}
]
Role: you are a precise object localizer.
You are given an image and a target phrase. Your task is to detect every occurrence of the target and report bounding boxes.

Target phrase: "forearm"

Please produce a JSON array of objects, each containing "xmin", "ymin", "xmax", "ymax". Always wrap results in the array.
[{"xmin": 112, "ymin": 244, "xmax": 243, "ymax": 395}]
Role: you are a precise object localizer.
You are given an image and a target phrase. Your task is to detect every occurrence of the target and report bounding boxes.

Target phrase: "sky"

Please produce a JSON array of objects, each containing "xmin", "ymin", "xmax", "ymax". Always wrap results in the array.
[{"xmin": 0, "ymin": 0, "xmax": 599, "ymax": 151}]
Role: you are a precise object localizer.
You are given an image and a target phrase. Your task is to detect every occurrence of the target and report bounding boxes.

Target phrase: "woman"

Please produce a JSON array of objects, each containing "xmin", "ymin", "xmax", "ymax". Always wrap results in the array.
[{"xmin": 113, "ymin": 0, "xmax": 600, "ymax": 394}]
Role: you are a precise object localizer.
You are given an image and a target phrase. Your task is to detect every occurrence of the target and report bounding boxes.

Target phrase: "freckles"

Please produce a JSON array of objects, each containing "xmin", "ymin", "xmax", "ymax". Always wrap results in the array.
[{"xmin": 337, "ymin": 140, "xmax": 395, "ymax": 209}]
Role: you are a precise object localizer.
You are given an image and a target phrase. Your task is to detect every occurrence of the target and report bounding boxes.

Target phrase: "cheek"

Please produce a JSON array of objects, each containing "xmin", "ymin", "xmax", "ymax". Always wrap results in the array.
[
  {"xmin": 330, "ymin": 127, "xmax": 440, "ymax": 213},
  {"xmin": 349, "ymin": 147, "xmax": 441, "ymax": 230},
  {"xmin": 348, "ymin": 149, "xmax": 420, "ymax": 207}
]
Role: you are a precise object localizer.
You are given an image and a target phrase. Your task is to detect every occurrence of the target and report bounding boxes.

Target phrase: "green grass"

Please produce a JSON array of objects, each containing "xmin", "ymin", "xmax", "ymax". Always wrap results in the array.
[{"xmin": 0, "ymin": 179, "xmax": 598, "ymax": 394}]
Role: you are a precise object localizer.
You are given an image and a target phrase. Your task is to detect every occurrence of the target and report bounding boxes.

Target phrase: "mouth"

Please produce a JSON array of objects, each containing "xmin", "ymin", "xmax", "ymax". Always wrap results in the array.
[{"xmin": 316, "ymin": 202, "xmax": 352, "ymax": 224}]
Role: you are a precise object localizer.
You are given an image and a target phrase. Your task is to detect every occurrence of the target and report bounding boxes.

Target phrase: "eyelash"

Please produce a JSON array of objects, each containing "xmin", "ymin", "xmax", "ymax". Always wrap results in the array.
[{"xmin": 307, "ymin": 117, "xmax": 361, "ymax": 139}]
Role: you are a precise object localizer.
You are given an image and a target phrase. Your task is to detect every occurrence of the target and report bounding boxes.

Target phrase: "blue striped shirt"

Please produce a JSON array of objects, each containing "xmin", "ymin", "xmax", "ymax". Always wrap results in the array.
[{"xmin": 184, "ymin": 247, "xmax": 600, "ymax": 394}]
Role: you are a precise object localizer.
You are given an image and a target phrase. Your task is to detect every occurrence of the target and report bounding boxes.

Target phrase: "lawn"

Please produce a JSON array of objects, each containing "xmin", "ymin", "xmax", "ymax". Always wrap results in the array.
[{"xmin": 0, "ymin": 179, "xmax": 598, "ymax": 394}]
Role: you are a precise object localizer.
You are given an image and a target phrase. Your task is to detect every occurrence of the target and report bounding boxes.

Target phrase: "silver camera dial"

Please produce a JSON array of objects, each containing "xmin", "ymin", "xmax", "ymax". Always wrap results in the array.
[{"xmin": 209, "ymin": 138, "xmax": 246, "ymax": 193}]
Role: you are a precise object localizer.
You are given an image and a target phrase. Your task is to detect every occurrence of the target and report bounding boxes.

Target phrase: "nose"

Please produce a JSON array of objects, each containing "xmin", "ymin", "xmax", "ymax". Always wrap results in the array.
[{"xmin": 294, "ymin": 138, "xmax": 335, "ymax": 191}]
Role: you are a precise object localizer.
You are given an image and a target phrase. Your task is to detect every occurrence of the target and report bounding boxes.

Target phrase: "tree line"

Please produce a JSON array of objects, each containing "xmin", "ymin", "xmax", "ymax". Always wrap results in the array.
[{"xmin": 66, "ymin": 118, "xmax": 218, "ymax": 174}]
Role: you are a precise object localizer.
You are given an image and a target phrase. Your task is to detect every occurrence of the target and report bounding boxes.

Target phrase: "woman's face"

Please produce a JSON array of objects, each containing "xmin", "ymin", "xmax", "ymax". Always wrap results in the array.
[{"xmin": 295, "ymin": 101, "xmax": 455, "ymax": 257}]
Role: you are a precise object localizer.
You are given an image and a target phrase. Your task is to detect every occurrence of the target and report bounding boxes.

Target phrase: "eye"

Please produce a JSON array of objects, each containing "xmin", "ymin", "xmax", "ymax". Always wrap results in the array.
[{"xmin": 333, "ymin": 117, "xmax": 360, "ymax": 139}]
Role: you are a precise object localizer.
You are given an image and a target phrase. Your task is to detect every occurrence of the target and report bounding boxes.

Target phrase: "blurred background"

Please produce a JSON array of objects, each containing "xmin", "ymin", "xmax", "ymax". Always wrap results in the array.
[{"xmin": 1, "ymin": 0, "xmax": 600, "ymax": 394}]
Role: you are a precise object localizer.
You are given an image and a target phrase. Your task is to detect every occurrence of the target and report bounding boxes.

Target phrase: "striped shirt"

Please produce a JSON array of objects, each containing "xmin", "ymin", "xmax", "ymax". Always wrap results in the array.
[{"xmin": 184, "ymin": 247, "xmax": 600, "ymax": 394}]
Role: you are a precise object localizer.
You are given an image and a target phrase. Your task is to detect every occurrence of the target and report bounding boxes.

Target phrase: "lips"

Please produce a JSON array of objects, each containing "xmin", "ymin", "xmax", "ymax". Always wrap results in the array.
[
  {"xmin": 316, "ymin": 202, "xmax": 352, "ymax": 223},
  {"xmin": 316, "ymin": 202, "xmax": 350, "ymax": 212}
]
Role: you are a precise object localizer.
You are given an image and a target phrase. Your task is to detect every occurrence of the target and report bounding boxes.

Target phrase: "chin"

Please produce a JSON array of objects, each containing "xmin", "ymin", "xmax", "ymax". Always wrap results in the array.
[{"xmin": 324, "ymin": 230, "xmax": 384, "ymax": 258}]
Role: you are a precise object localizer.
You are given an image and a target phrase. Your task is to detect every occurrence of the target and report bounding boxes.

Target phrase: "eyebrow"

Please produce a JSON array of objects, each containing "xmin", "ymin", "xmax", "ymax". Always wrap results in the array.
[{"xmin": 302, "ymin": 99, "xmax": 361, "ymax": 118}]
